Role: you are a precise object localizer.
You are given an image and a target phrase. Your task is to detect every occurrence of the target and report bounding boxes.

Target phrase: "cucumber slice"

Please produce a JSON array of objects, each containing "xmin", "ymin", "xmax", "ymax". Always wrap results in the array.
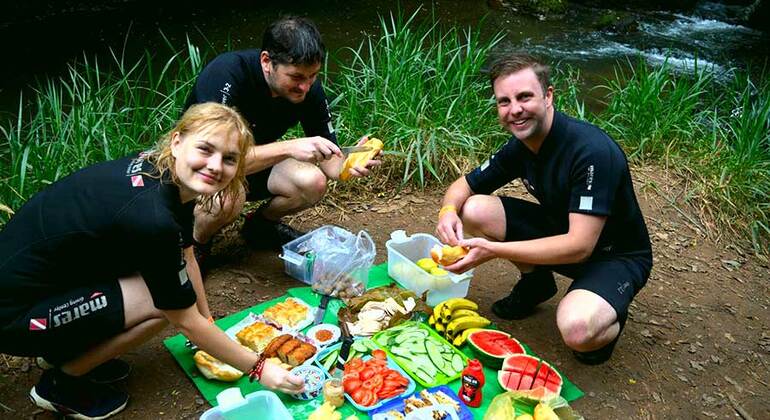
[
  {"xmin": 451, "ymin": 354, "xmax": 465, "ymax": 374},
  {"xmin": 413, "ymin": 355, "xmax": 436, "ymax": 376},
  {"xmin": 413, "ymin": 368, "xmax": 434, "ymax": 384},
  {"xmin": 361, "ymin": 338, "xmax": 378, "ymax": 351},
  {"xmin": 390, "ymin": 346, "xmax": 411, "ymax": 359},
  {"xmin": 322, "ymin": 350, "xmax": 338, "ymax": 372},
  {"xmin": 425, "ymin": 341, "xmax": 446, "ymax": 371},
  {"xmin": 351, "ymin": 340, "xmax": 368, "ymax": 353}
]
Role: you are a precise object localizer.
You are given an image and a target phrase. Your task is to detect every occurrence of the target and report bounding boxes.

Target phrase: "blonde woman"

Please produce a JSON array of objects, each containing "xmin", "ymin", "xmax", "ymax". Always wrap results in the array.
[{"xmin": 0, "ymin": 103, "xmax": 304, "ymax": 419}]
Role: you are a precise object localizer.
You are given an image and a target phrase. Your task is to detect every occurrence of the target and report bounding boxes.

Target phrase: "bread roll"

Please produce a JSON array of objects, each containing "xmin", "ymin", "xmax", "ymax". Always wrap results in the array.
[{"xmin": 193, "ymin": 351, "xmax": 243, "ymax": 382}]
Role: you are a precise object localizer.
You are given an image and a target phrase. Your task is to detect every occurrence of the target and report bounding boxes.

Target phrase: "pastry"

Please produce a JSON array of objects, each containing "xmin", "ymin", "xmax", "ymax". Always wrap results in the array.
[
  {"xmin": 193, "ymin": 350, "xmax": 243, "ymax": 382},
  {"xmin": 235, "ymin": 321, "xmax": 280, "ymax": 353},
  {"xmin": 262, "ymin": 298, "xmax": 310, "ymax": 328},
  {"xmin": 263, "ymin": 334, "xmax": 293, "ymax": 358},
  {"xmin": 277, "ymin": 339, "xmax": 302, "ymax": 362},
  {"xmin": 287, "ymin": 342, "xmax": 317, "ymax": 366}
]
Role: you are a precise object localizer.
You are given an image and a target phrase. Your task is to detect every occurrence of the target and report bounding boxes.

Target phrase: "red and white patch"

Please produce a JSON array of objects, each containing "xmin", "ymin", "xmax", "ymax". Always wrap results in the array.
[
  {"xmin": 29, "ymin": 318, "xmax": 47, "ymax": 331},
  {"xmin": 90, "ymin": 292, "xmax": 104, "ymax": 299},
  {"xmin": 131, "ymin": 175, "xmax": 144, "ymax": 187}
]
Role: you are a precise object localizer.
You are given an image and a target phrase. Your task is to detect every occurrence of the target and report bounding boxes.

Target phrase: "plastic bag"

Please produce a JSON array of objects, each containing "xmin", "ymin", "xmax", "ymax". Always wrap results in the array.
[
  {"xmin": 484, "ymin": 391, "xmax": 584, "ymax": 420},
  {"xmin": 302, "ymin": 225, "xmax": 375, "ymax": 298}
]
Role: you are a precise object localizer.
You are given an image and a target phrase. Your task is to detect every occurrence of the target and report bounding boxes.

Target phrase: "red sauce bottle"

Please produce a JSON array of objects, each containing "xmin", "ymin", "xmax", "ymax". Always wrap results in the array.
[{"xmin": 458, "ymin": 358, "xmax": 485, "ymax": 407}]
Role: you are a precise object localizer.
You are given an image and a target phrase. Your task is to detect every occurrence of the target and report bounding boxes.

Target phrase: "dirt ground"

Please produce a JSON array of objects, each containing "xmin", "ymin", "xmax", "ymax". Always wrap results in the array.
[{"xmin": 1, "ymin": 165, "xmax": 769, "ymax": 419}]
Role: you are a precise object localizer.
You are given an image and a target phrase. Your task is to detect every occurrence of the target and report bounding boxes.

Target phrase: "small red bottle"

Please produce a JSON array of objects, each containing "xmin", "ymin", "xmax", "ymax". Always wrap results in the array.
[{"xmin": 458, "ymin": 358, "xmax": 485, "ymax": 407}]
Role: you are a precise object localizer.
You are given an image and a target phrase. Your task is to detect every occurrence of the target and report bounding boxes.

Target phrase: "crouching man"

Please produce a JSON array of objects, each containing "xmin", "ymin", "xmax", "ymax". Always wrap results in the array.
[{"xmin": 436, "ymin": 52, "xmax": 652, "ymax": 364}]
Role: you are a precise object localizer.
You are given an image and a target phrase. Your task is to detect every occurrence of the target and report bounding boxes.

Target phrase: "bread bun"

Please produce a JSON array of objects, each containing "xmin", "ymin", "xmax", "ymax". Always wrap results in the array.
[
  {"xmin": 193, "ymin": 350, "xmax": 243, "ymax": 382},
  {"xmin": 430, "ymin": 244, "xmax": 468, "ymax": 266}
]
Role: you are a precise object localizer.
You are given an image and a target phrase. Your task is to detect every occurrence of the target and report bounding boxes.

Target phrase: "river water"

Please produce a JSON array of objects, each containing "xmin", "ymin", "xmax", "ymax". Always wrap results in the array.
[{"xmin": 0, "ymin": 0, "xmax": 767, "ymax": 114}]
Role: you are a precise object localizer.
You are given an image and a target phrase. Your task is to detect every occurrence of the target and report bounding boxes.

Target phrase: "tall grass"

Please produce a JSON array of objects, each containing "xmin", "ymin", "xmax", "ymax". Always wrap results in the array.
[
  {"xmin": 596, "ymin": 59, "xmax": 770, "ymax": 253},
  {"xmin": 0, "ymin": 37, "xmax": 203, "ymax": 224},
  {"xmin": 0, "ymin": 12, "xmax": 768, "ymax": 253},
  {"xmin": 328, "ymin": 10, "xmax": 507, "ymax": 185}
]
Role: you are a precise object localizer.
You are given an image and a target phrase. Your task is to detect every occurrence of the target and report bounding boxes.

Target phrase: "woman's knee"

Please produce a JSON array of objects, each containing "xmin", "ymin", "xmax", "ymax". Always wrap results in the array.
[{"xmin": 295, "ymin": 167, "xmax": 327, "ymax": 204}]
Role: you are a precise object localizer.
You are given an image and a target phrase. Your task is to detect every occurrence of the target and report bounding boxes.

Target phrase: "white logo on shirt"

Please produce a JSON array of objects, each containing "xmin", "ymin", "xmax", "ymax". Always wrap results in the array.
[
  {"xmin": 579, "ymin": 196, "xmax": 593, "ymax": 210},
  {"xmin": 586, "ymin": 165, "xmax": 594, "ymax": 191}
]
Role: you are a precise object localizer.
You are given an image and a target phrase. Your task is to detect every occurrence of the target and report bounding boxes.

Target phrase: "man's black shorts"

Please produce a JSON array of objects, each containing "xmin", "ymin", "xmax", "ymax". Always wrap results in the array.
[
  {"xmin": 499, "ymin": 196, "xmax": 652, "ymax": 325},
  {"xmin": 0, "ymin": 282, "xmax": 125, "ymax": 365},
  {"xmin": 245, "ymin": 167, "xmax": 274, "ymax": 201}
]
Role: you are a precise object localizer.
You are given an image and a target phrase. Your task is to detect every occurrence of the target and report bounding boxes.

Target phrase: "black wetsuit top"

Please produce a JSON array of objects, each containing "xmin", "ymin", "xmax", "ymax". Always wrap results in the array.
[
  {"xmin": 0, "ymin": 153, "xmax": 197, "ymax": 323},
  {"xmin": 465, "ymin": 111, "xmax": 651, "ymax": 257},
  {"xmin": 184, "ymin": 49, "xmax": 337, "ymax": 144}
]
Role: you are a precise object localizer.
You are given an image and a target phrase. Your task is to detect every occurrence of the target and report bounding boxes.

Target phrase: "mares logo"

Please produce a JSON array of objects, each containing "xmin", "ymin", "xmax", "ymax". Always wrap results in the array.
[{"xmin": 51, "ymin": 295, "xmax": 109, "ymax": 328}]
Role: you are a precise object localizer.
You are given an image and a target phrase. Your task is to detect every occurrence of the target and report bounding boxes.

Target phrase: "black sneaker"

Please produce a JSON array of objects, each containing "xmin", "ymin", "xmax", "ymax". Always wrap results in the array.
[
  {"xmin": 573, "ymin": 335, "xmax": 620, "ymax": 365},
  {"xmin": 491, "ymin": 270, "xmax": 558, "ymax": 320},
  {"xmin": 30, "ymin": 369, "xmax": 128, "ymax": 419},
  {"xmin": 86, "ymin": 359, "xmax": 131, "ymax": 384},
  {"xmin": 241, "ymin": 211, "xmax": 305, "ymax": 250},
  {"xmin": 36, "ymin": 358, "xmax": 131, "ymax": 384}
]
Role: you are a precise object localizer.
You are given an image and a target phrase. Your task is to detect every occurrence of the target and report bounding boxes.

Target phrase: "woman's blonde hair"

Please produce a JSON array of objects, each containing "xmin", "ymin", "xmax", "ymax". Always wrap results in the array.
[{"xmin": 147, "ymin": 102, "xmax": 253, "ymax": 212}]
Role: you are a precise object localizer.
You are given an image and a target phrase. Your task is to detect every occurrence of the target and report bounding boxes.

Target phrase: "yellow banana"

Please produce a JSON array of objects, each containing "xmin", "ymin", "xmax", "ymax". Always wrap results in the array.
[
  {"xmin": 428, "ymin": 314, "xmax": 436, "ymax": 327},
  {"xmin": 440, "ymin": 306, "xmax": 452, "ymax": 324},
  {"xmin": 447, "ymin": 316, "xmax": 491, "ymax": 336},
  {"xmin": 456, "ymin": 327, "xmax": 486, "ymax": 344},
  {"xmin": 435, "ymin": 322, "xmax": 446, "ymax": 333},
  {"xmin": 432, "ymin": 302, "xmax": 446, "ymax": 323},
  {"xmin": 450, "ymin": 309, "xmax": 480, "ymax": 320},
  {"xmin": 443, "ymin": 298, "xmax": 478, "ymax": 312}
]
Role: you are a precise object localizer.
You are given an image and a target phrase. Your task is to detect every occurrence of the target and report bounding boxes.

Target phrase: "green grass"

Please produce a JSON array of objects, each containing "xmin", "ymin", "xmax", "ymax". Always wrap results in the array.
[
  {"xmin": 594, "ymin": 59, "xmax": 770, "ymax": 253},
  {"xmin": 0, "ymin": 13, "xmax": 768, "ymax": 253},
  {"xmin": 326, "ymin": 9, "xmax": 507, "ymax": 185},
  {"xmin": 0, "ymin": 35, "xmax": 203, "ymax": 223}
]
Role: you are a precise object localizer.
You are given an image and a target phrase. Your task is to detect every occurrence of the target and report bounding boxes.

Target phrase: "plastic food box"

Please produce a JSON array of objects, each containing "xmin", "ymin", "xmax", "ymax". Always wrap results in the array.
[
  {"xmin": 369, "ymin": 385, "xmax": 472, "ymax": 420},
  {"xmin": 313, "ymin": 342, "xmax": 416, "ymax": 411},
  {"xmin": 199, "ymin": 388, "xmax": 291, "ymax": 420},
  {"xmin": 372, "ymin": 321, "xmax": 469, "ymax": 388},
  {"xmin": 279, "ymin": 225, "xmax": 374, "ymax": 292},
  {"xmin": 385, "ymin": 230, "xmax": 473, "ymax": 306}
]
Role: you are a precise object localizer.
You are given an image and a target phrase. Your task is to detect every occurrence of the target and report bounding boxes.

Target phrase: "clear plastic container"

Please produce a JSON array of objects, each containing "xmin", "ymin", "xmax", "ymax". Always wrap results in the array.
[
  {"xmin": 279, "ymin": 225, "xmax": 374, "ymax": 298},
  {"xmin": 199, "ymin": 388, "xmax": 291, "ymax": 420},
  {"xmin": 385, "ymin": 230, "xmax": 473, "ymax": 306}
]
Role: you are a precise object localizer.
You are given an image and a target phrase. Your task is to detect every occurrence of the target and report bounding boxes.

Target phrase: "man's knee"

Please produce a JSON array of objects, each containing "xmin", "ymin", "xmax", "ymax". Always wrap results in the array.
[
  {"xmin": 557, "ymin": 311, "xmax": 598, "ymax": 349},
  {"xmin": 556, "ymin": 292, "xmax": 616, "ymax": 349},
  {"xmin": 460, "ymin": 195, "xmax": 504, "ymax": 239}
]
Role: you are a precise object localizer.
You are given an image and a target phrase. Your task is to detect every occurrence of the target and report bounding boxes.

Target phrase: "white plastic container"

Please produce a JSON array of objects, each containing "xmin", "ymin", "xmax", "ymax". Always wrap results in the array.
[
  {"xmin": 386, "ymin": 230, "xmax": 473, "ymax": 306},
  {"xmin": 199, "ymin": 388, "xmax": 291, "ymax": 420}
]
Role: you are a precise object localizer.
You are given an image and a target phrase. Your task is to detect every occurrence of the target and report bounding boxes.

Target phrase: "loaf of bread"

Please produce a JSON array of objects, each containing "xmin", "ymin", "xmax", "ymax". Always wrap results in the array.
[{"xmin": 193, "ymin": 351, "xmax": 243, "ymax": 382}]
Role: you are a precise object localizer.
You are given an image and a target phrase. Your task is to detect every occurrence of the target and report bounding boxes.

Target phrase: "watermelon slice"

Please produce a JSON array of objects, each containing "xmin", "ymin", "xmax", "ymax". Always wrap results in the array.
[
  {"xmin": 467, "ymin": 329, "xmax": 525, "ymax": 369},
  {"xmin": 498, "ymin": 354, "xmax": 562, "ymax": 397}
]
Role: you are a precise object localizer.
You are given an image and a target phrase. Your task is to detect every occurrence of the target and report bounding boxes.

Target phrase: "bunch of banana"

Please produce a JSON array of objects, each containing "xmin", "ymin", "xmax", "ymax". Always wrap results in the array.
[{"xmin": 428, "ymin": 298, "xmax": 490, "ymax": 345}]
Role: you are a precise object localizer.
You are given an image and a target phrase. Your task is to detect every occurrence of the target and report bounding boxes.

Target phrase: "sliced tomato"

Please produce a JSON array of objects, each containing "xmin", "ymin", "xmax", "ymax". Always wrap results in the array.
[
  {"xmin": 359, "ymin": 389, "xmax": 377, "ymax": 406},
  {"xmin": 351, "ymin": 388, "xmax": 367, "ymax": 405},
  {"xmin": 358, "ymin": 367, "xmax": 377, "ymax": 380},
  {"xmin": 343, "ymin": 378, "xmax": 362, "ymax": 394},
  {"xmin": 362, "ymin": 375, "xmax": 383, "ymax": 392},
  {"xmin": 371, "ymin": 349, "xmax": 387, "ymax": 360}
]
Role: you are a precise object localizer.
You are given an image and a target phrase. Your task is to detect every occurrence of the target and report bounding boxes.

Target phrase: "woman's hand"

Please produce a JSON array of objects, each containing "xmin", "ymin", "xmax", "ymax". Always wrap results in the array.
[{"xmin": 259, "ymin": 362, "xmax": 305, "ymax": 394}]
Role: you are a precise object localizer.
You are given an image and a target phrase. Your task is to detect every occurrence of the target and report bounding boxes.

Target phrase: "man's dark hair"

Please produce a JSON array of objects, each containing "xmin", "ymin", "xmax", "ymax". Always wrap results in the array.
[
  {"xmin": 487, "ymin": 52, "xmax": 550, "ymax": 95},
  {"xmin": 262, "ymin": 16, "xmax": 325, "ymax": 66}
]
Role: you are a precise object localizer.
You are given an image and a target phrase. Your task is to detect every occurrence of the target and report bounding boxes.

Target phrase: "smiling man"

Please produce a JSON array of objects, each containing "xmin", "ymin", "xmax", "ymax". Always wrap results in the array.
[
  {"xmin": 435, "ymin": 53, "xmax": 652, "ymax": 364},
  {"xmin": 185, "ymin": 16, "xmax": 378, "ymax": 255}
]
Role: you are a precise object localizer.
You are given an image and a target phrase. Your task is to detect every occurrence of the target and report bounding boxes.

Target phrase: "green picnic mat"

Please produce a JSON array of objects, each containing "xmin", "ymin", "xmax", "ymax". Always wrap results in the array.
[{"xmin": 164, "ymin": 263, "xmax": 583, "ymax": 419}]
